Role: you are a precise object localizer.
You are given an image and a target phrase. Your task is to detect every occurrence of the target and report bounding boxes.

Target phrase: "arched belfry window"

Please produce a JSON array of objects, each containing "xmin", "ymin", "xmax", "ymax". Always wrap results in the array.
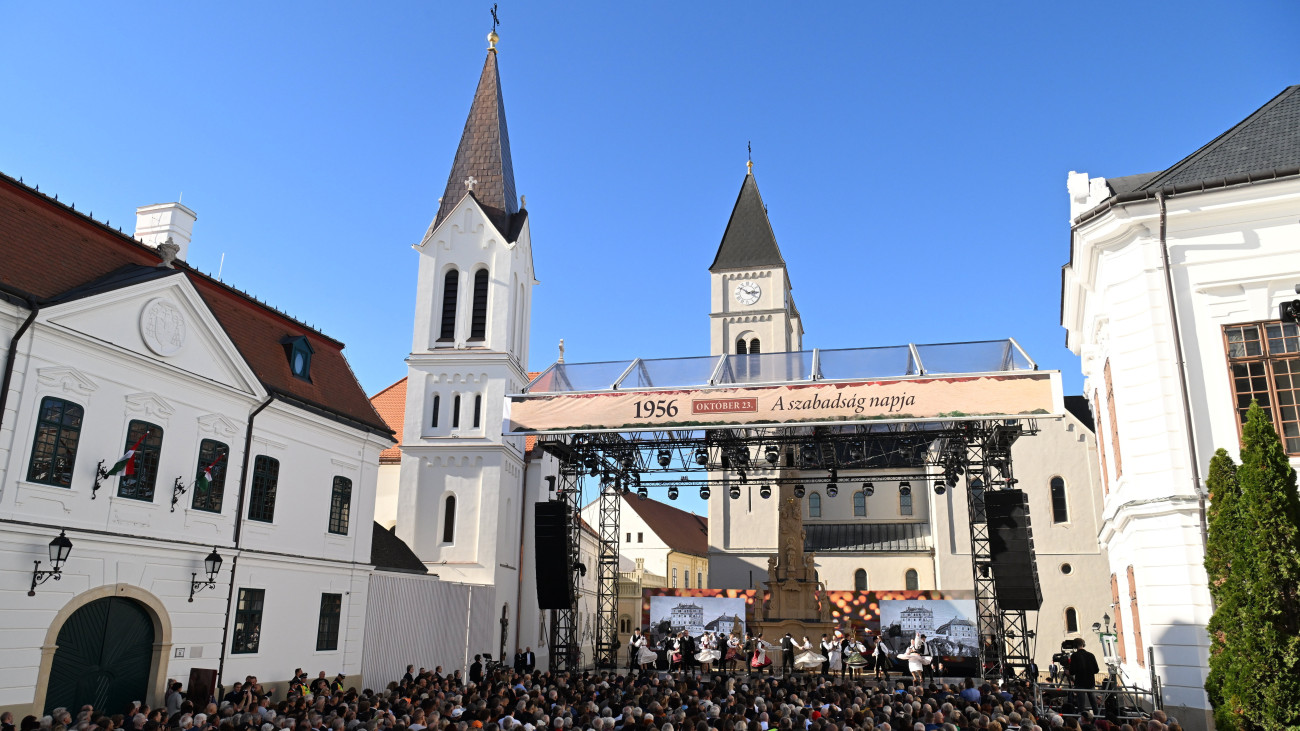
[
  {"xmin": 1065, "ymin": 606, "xmax": 1078, "ymax": 633},
  {"xmin": 1051, "ymin": 476, "xmax": 1069, "ymax": 523},
  {"xmin": 750, "ymin": 338, "xmax": 760, "ymax": 355},
  {"xmin": 905, "ymin": 569, "xmax": 919, "ymax": 590},
  {"xmin": 452, "ymin": 395, "xmax": 461, "ymax": 428},
  {"xmin": 443, "ymin": 495, "xmax": 456, "ymax": 543},
  {"xmin": 735, "ymin": 339, "xmax": 748, "ymax": 355},
  {"xmin": 854, "ymin": 569, "xmax": 867, "ymax": 591},
  {"xmin": 439, "ymin": 269, "xmax": 459, "ymax": 341},
  {"xmin": 431, "ymin": 394, "xmax": 440, "ymax": 428},
  {"xmin": 808, "ymin": 491, "xmax": 821, "ymax": 517},
  {"xmin": 470, "ymin": 269, "xmax": 489, "ymax": 341}
]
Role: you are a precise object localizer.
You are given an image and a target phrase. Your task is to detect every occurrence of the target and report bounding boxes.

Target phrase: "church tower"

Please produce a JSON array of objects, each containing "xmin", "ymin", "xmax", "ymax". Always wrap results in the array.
[
  {"xmin": 708, "ymin": 165, "xmax": 803, "ymax": 356},
  {"xmin": 707, "ymin": 164, "xmax": 804, "ymax": 589},
  {"xmin": 397, "ymin": 32, "xmax": 535, "ymax": 591}
]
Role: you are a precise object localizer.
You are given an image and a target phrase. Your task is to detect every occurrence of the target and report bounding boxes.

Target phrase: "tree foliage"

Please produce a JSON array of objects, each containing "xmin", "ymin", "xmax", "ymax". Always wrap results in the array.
[{"xmin": 1204, "ymin": 402, "xmax": 1300, "ymax": 730}]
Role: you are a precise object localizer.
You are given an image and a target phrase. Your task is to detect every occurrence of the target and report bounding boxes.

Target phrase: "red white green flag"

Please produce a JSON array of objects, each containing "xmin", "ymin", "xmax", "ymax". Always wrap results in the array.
[
  {"xmin": 105, "ymin": 431, "xmax": 150, "ymax": 477},
  {"xmin": 196, "ymin": 452, "xmax": 226, "ymax": 491}
]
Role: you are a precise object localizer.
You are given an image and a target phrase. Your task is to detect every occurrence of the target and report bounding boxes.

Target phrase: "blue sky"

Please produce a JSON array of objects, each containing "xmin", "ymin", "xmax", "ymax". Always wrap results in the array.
[{"xmin": 3, "ymin": 1, "xmax": 1297, "ymax": 404}]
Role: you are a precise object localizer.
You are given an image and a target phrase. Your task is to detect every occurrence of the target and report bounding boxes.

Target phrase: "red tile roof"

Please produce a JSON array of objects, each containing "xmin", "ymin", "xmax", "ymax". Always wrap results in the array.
[
  {"xmin": 622, "ymin": 493, "xmax": 709, "ymax": 556},
  {"xmin": 370, "ymin": 377, "xmax": 407, "ymax": 463},
  {"xmin": 0, "ymin": 174, "xmax": 392, "ymax": 436}
]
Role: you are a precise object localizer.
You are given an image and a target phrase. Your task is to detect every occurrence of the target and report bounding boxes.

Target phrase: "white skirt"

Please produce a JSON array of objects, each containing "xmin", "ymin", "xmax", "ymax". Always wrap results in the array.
[
  {"xmin": 795, "ymin": 649, "xmax": 827, "ymax": 669},
  {"xmin": 637, "ymin": 646, "xmax": 658, "ymax": 664},
  {"xmin": 695, "ymin": 648, "xmax": 721, "ymax": 663}
]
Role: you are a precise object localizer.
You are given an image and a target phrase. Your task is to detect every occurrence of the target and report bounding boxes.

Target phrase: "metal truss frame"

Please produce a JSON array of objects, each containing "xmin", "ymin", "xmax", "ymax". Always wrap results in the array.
[{"xmin": 538, "ymin": 420, "xmax": 1041, "ymax": 679}]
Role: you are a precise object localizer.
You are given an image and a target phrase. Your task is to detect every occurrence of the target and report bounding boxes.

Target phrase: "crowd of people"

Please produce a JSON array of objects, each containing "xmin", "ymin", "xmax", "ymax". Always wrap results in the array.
[{"xmin": 5, "ymin": 637, "xmax": 1171, "ymax": 731}]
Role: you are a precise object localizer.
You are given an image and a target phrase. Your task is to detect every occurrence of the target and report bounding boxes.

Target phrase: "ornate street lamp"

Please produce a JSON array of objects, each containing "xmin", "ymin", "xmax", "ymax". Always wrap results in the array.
[
  {"xmin": 29, "ymin": 530, "xmax": 73, "ymax": 596},
  {"xmin": 189, "ymin": 547, "xmax": 223, "ymax": 602}
]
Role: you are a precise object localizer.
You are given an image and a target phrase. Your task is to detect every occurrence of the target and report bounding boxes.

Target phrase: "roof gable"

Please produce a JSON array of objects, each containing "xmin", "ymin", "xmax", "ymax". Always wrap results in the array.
[
  {"xmin": 370, "ymin": 376, "xmax": 407, "ymax": 463},
  {"xmin": 709, "ymin": 173, "xmax": 786, "ymax": 272},
  {"xmin": 1139, "ymin": 85, "xmax": 1300, "ymax": 191},
  {"xmin": 428, "ymin": 49, "xmax": 520, "ymax": 240},
  {"xmin": 621, "ymin": 493, "xmax": 708, "ymax": 556}
]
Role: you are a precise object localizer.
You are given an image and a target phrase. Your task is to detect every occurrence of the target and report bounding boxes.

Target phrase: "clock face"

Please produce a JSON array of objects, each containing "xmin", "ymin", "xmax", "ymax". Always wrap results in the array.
[{"xmin": 733, "ymin": 281, "xmax": 761, "ymax": 305}]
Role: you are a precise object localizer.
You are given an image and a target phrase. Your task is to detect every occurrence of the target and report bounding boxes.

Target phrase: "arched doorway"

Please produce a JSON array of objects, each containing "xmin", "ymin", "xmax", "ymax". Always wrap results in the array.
[{"xmin": 44, "ymin": 597, "xmax": 155, "ymax": 714}]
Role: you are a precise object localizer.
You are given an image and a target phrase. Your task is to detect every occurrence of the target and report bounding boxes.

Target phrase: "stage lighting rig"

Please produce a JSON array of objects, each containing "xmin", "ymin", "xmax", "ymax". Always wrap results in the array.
[
  {"xmin": 667, "ymin": 485, "xmax": 679, "ymax": 500},
  {"xmin": 729, "ymin": 485, "xmax": 741, "ymax": 499},
  {"xmin": 657, "ymin": 449, "xmax": 672, "ymax": 467},
  {"xmin": 933, "ymin": 480, "xmax": 946, "ymax": 495},
  {"xmin": 862, "ymin": 482, "xmax": 874, "ymax": 497},
  {"xmin": 584, "ymin": 455, "xmax": 598, "ymax": 469},
  {"xmin": 759, "ymin": 484, "xmax": 771, "ymax": 499},
  {"xmin": 764, "ymin": 445, "xmax": 780, "ymax": 464},
  {"xmin": 622, "ymin": 454, "xmax": 636, "ymax": 469},
  {"xmin": 826, "ymin": 469, "xmax": 838, "ymax": 497},
  {"xmin": 700, "ymin": 485, "xmax": 711, "ymax": 499},
  {"xmin": 694, "ymin": 448, "xmax": 709, "ymax": 466},
  {"xmin": 793, "ymin": 484, "xmax": 806, "ymax": 498},
  {"xmin": 899, "ymin": 481, "xmax": 912, "ymax": 496},
  {"xmin": 637, "ymin": 486, "xmax": 649, "ymax": 500}
]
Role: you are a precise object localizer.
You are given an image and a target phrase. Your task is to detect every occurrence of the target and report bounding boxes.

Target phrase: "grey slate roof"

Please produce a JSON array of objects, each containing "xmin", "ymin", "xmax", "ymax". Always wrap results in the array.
[
  {"xmin": 1137, "ymin": 85, "xmax": 1300, "ymax": 192},
  {"xmin": 709, "ymin": 173, "xmax": 787, "ymax": 272},
  {"xmin": 47, "ymin": 264, "xmax": 182, "ymax": 304},
  {"xmin": 370, "ymin": 522, "xmax": 428, "ymax": 574},
  {"xmin": 804, "ymin": 522, "xmax": 931, "ymax": 553},
  {"xmin": 1105, "ymin": 172, "xmax": 1159, "ymax": 196},
  {"xmin": 429, "ymin": 49, "xmax": 521, "ymax": 240}
]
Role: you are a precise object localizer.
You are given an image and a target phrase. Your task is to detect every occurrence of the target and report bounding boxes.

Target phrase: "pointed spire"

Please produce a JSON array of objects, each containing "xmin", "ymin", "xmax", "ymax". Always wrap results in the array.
[
  {"xmin": 430, "ymin": 43, "xmax": 519, "ymax": 237},
  {"xmin": 709, "ymin": 172, "xmax": 786, "ymax": 272}
]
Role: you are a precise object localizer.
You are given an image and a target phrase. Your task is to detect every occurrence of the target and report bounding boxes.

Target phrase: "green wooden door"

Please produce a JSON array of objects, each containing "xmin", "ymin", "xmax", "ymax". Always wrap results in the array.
[{"xmin": 45, "ymin": 597, "xmax": 155, "ymax": 715}]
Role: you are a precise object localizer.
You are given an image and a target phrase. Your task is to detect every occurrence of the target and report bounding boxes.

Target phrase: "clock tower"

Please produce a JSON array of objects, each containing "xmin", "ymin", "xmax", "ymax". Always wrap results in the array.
[{"xmin": 708, "ymin": 166, "xmax": 802, "ymax": 357}]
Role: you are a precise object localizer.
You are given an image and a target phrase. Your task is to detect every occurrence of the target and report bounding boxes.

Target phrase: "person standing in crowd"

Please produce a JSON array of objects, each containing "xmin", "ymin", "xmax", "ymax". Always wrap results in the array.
[
  {"xmin": 523, "ymin": 646, "xmax": 536, "ymax": 673},
  {"xmin": 819, "ymin": 634, "xmax": 835, "ymax": 677},
  {"xmin": 872, "ymin": 632, "xmax": 892, "ymax": 680},
  {"xmin": 469, "ymin": 654, "xmax": 483, "ymax": 684},
  {"xmin": 1069, "ymin": 637, "xmax": 1100, "ymax": 712},
  {"xmin": 627, "ymin": 629, "xmax": 644, "ymax": 671},
  {"xmin": 723, "ymin": 631, "xmax": 741, "ymax": 673},
  {"xmin": 780, "ymin": 633, "xmax": 796, "ymax": 675}
]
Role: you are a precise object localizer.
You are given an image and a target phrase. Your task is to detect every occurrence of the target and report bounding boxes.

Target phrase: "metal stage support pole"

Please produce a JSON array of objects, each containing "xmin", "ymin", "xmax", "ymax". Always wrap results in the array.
[
  {"xmin": 548, "ymin": 451, "xmax": 583, "ymax": 672},
  {"xmin": 963, "ymin": 421, "xmax": 1034, "ymax": 681},
  {"xmin": 594, "ymin": 476, "xmax": 621, "ymax": 668}
]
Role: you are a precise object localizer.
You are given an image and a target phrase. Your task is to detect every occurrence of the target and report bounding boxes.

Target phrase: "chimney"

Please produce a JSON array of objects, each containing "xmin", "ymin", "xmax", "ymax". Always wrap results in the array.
[{"xmin": 134, "ymin": 202, "xmax": 197, "ymax": 261}]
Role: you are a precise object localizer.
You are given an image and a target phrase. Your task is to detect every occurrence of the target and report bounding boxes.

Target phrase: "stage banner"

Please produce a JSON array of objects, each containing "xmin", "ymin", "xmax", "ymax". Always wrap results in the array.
[{"xmin": 508, "ymin": 372, "xmax": 1061, "ymax": 434}]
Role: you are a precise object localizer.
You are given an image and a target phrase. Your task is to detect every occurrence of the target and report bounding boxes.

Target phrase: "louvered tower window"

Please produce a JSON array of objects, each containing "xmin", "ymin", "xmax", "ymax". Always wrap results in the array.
[
  {"xmin": 470, "ymin": 269, "xmax": 489, "ymax": 341},
  {"xmin": 439, "ymin": 269, "xmax": 459, "ymax": 341}
]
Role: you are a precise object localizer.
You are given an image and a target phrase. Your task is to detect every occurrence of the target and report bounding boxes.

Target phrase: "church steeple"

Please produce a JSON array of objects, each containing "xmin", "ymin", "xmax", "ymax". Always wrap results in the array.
[
  {"xmin": 430, "ymin": 43, "xmax": 519, "ymax": 238},
  {"xmin": 709, "ymin": 171, "xmax": 786, "ymax": 272}
]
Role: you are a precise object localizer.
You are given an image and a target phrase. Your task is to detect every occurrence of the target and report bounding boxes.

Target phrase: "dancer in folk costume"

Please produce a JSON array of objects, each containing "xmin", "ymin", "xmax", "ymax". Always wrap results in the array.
[
  {"xmin": 872, "ymin": 631, "xmax": 894, "ymax": 680},
  {"xmin": 723, "ymin": 632, "xmax": 742, "ymax": 674},
  {"xmin": 670, "ymin": 633, "xmax": 685, "ymax": 673},
  {"xmin": 844, "ymin": 635, "xmax": 871, "ymax": 678},
  {"xmin": 628, "ymin": 629, "xmax": 647, "ymax": 671},
  {"xmin": 695, "ymin": 631, "xmax": 721, "ymax": 674},
  {"xmin": 794, "ymin": 635, "xmax": 827, "ymax": 671},
  {"xmin": 635, "ymin": 633, "xmax": 659, "ymax": 671},
  {"xmin": 750, "ymin": 632, "xmax": 774, "ymax": 675},
  {"xmin": 895, "ymin": 631, "xmax": 932, "ymax": 685},
  {"xmin": 821, "ymin": 633, "xmax": 840, "ymax": 676}
]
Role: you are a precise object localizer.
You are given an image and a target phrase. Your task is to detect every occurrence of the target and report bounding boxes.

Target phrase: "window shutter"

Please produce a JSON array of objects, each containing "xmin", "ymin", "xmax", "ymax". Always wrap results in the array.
[
  {"xmin": 440, "ymin": 270, "xmax": 459, "ymax": 341},
  {"xmin": 470, "ymin": 269, "xmax": 489, "ymax": 340}
]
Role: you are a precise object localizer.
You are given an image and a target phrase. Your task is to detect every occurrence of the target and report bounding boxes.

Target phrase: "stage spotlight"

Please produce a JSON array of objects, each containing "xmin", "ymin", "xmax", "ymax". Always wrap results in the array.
[
  {"xmin": 667, "ymin": 486, "xmax": 679, "ymax": 501},
  {"xmin": 700, "ymin": 486, "xmax": 711, "ymax": 499},
  {"xmin": 583, "ymin": 455, "xmax": 597, "ymax": 469},
  {"xmin": 899, "ymin": 481, "xmax": 912, "ymax": 496},
  {"xmin": 793, "ymin": 484, "xmax": 806, "ymax": 498},
  {"xmin": 637, "ymin": 487, "xmax": 649, "ymax": 500},
  {"xmin": 759, "ymin": 484, "xmax": 771, "ymax": 499},
  {"xmin": 729, "ymin": 485, "xmax": 741, "ymax": 500},
  {"xmin": 826, "ymin": 483, "xmax": 838, "ymax": 498},
  {"xmin": 800, "ymin": 444, "xmax": 817, "ymax": 461},
  {"xmin": 933, "ymin": 482, "xmax": 946, "ymax": 495},
  {"xmin": 764, "ymin": 446, "xmax": 780, "ymax": 464},
  {"xmin": 694, "ymin": 449, "xmax": 709, "ymax": 466},
  {"xmin": 657, "ymin": 449, "xmax": 672, "ymax": 467},
  {"xmin": 862, "ymin": 482, "xmax": 875, "ymax": 497},
  {"xmin": 589, "ymin": 465, "xmax": 600, "ymax": 477},
  {"xmin": 848, "ymin": 444, "xmax": 864, "ymax": 461},
  {"xmin": 622, "ymin": 454, "xmax": 635, "ymax": 469}
]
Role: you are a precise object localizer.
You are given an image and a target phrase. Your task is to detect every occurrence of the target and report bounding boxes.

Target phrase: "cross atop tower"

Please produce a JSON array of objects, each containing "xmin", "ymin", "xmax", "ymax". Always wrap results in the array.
[{"xmin": 464, "ymin": 176, "xmax": 478, "ymax": 191}]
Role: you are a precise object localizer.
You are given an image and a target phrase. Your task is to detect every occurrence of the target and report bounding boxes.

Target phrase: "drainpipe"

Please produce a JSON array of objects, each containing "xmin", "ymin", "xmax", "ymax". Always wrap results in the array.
[
  {"xmin": 215, "ymin": 394, "xmax": 275, "ymax": 692},
  {"xmin": 0, "ymin": 297, "xmax": 39, "ymax": 435},
  {"xmin": 1156, "ymin": 192, "xmax": 1210, "ymax": 561}
]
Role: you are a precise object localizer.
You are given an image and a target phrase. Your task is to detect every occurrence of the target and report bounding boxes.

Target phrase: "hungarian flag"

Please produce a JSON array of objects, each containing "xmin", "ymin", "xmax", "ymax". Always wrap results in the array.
[
  {"xmin": 196, "ymin": 452, "xmax": 226, "ymax": 491},
  {"xmin": 105, "ymin": 431, "xmax": 150, "ymax": 477}
]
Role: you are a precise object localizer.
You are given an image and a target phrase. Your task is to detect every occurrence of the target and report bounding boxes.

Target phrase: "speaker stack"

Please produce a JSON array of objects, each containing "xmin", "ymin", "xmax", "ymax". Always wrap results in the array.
[
  {"xmin": 983, "ymin": 489, "xmax": 1043, "ymax": 611},
  {"xmin": 534, "ymin": 501, "xmax": 574, "ymax": 610}
]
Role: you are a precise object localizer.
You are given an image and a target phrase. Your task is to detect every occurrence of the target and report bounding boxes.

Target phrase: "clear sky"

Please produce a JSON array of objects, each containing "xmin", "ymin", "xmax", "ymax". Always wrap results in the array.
[{"xmin": 2, "ymin": 3, "xmax": 1297, "ymax": 402}]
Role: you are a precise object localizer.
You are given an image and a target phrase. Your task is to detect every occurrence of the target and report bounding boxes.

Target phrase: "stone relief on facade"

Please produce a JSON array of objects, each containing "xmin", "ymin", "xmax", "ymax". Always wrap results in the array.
[{"xmin": 140, "ymin": 297, "xmax": 186, "ymax": 356}]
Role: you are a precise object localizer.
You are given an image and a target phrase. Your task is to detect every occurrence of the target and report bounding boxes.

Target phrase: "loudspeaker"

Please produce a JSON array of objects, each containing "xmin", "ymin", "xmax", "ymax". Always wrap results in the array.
[
  {"xmin": 984, "ymin": 490, "xmax": 1043, "ymax": 611},
  {"xmin": 535, "ymin": 502, "xmax": 573, "ymax": 610}
]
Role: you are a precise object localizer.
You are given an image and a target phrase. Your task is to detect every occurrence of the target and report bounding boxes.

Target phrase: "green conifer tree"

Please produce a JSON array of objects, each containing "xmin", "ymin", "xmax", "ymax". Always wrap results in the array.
[
  {"xmin": 1230, "ymin": 402, "xmax": 1300, "ymax": 729},
  {"xmin": 1203, "ymin": 448, "xmax": 1247, "ymax": 728}
]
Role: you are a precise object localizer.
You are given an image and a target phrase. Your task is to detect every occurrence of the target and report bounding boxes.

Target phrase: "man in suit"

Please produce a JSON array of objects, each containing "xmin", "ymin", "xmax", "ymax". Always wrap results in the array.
[
  {"xmin": 628, "ymin": 629, "xmax": 644, "ymax": 671},
  {"xmin": 523, "ymin": 647, "xmax": 536, "ymax": 673},
  {"xmin": 780, "ymin": 633, "xmax": 796, "ymax": 675},
  {"xmin": 469, "ymin": 655, "xmax": 483, "ymax": 685},
  {"xmin": 1069, "ymin": 638, "xmax": 1100, "ymax": 713},
  {"xmin": 819, "ymin": 634, "xmax": 834, "ymax": 677},
  {"xmin": 513, "ymin": 648, "xmax": 525, "ymax": 674}
]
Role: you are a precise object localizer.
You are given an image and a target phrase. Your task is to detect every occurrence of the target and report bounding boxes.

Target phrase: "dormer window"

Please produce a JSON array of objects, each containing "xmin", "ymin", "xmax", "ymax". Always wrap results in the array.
[{"xmin": 282, "ymin": 336, "xmax": 314, "ymax": 381}]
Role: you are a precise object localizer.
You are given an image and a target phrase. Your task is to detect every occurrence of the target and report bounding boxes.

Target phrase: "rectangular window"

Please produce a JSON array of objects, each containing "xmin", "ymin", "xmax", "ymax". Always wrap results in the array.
[
  {"xmin": 1225, "ymin": 322, "xmax": 1300, "ymax": 454},
  {"xmin": 328, "ymin": 476, "xmax": 352, "ymax": 535},
  {"xmin": 452, "ymin": 395, "xmax": 461, "ymax": 428},
  {"xmin": 698, "ymin": 571, "xmax": 703, "ymax": 588},
  {"xmin": 117, "ymin": 420, "xmax": 164, "ymax": 501},
  {"xmin": 248, "ymin": 455, "xmax": 280, "ymax": 523},
  {"xmin": 27, "ymin": 397, "xmax": 84, "ymax": 487},
  {"xmin": 192, "ymin": 439, "xmax": 230, "ymax": 513},
  {"xmin": 316, "ymin": 593, "xmax": 343, "ymax": 651},
  {"xmin": 900, "ymin": 490, "xmax": 913, "ymax": 516},
  {"xmin": 626, "ymin": 532, "xmax": 631, "ymax": 543},
  {"xmin": 672, "ymin": 568, "xmax": 677, "ymax": 587},
  {"xmin": 431, "ymin": 394, "xmax": 440, "ymax": 428},
  {"xmin": 685, "ymin": 571, "xmax": 690, "ymax": 588},
  {"xmin": 232, "ymin": 588, "xmax": 265, "ymax": 654},
  {"xmin": 637, "ymin": 532, "xmax": 643, "ymax": 543},
  {"xmin": 473, "ymin": 394, "xmax": 482, "ymax": 428},
  {"xmin": 1104, "ymin": 360, "xmax": 1123, "ymax": 477},
  {"xmin": 1050, "ymin": 477, "xmax": 1069, "ymax": 524}
]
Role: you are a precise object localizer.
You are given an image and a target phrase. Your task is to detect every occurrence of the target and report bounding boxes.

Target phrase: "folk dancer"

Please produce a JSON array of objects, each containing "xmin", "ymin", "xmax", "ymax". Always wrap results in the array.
[
  {"xmin": 820, "ymin": 633, "xmax": 839, "ymax": 677},
  {"xmin": 695, "ymin": 631, "xmax": 721, "ymax": 674},
  {"xmin": 780, "ymin": 633, "xmax": 797, "ymax": 675},
  {"xmin": 794, "ymin": 635, "xmax": 828, "ymax": 672},
  {"xmin": 750, "ymin": 632, "xmax": 774, "ymax": 675},
  {"xmin": 845, "ymin": 636, "xmax": 871, "ymax": 678},
  {"xmin": 872, "ymin": 632, "xmax": 893, "ymax": 680},
  {"xmin": 635, "ymin": 634, "xmax": 659, "ymax": 672},
  {"xmin": 722, "ymin": 632, "xmax": 742, "ymax": 673},
  {"xmin": 628, "ymin": 629, "xmax": 646, "ymax": 672}
]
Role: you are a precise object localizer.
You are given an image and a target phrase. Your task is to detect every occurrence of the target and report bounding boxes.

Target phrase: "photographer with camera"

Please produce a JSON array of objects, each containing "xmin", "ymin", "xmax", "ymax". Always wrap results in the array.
[{"xmin": 1068, "ymin": 637, "xmax": 1100, "ymax": 712}]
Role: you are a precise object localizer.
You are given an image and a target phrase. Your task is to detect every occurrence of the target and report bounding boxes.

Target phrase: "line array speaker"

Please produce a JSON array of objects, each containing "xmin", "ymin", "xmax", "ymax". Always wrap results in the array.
[
  {"xmin": 535, "ymin": 501, "xmax": 573, "ymax": 610},
  {"xmin": 984, "ymin": 490, "xmax": 1043, "ymax": 611}
]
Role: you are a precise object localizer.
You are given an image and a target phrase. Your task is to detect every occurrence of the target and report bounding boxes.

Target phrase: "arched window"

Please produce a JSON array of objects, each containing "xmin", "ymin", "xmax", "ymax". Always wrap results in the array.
[
  {"xmin": 1051, "ymin": 476, "xmax": 1069, "ymax": 523},
  {"xmin": 1065, "ymin": 607, "xmax": 1078, "ymax": 634},
  {"xmin": 750, "ymin": 338, "xmax": 760, "ymax": 354},
  {"xmin": 328, "ymin": 476, "xmax": 352, "ymax": 535},
  {"xmin": 442, "ymin": 494, "xmax": 456, "ymax": 543},
  {"xmin": 854, "ymin": 569, "xmax": 867, "ymax": 591},
  {"xmin": 808, "ymin": 491, "xmax": 822, "ymax": 517},
  {"xmin": 698, "ymin": 571, "xmax": 703, "ymax": 588},
  {"xmin": 473, "ymin": 394, "xmax": 483, "ymax": 428},
  {"xmin": 619, "ymin": 615, "xmax": 632, "ymax": 634},
  {"xmin": 431, "ymin": 394, "xmax": 440, "ymax": 428},
  {"xmin": 905, "ymin": 569, "xmax": 919, "ymax": 591},
  {"xmin": 470, "ymin": 269, "xmax": 489, "ymax": 340},
  {"xmin": 735, "ymin": 339, "xmax": 748, "ymax": 355},
  {"xmin": 899, "ymin": 489, "xmax": 913, "ymax": 516},
  {"xmin": 853, "ymin": 490, "xmax": 866, "ymax": 516},
  {"xmin": 28, "ymin": 396, "xmax": 84, "ymax": 488},
  {"xmin": 439, "ymin": 269, "xmax": 459, "ymax": 341},
  {"xmin": 452, "ymin": 394, "xmax": 461, "ymax": 428}
]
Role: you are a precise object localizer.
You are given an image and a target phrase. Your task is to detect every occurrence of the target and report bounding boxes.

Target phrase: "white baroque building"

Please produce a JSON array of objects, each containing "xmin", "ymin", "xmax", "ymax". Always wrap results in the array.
[
  {"xmin": 1062, "ymin": 84, "xmax": 1300, "ymax": 731},
  {"xmin": 0, "ymin": 176, "xmax": 395, "ymax": 716}
]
